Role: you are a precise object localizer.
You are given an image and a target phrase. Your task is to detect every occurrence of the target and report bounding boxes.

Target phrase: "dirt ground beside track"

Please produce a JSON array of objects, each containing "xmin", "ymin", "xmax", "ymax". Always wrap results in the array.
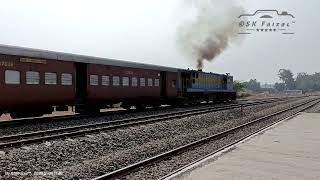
[{"xmin": 0, "ymin": 107, "xmax": 123, "ymax": 121}]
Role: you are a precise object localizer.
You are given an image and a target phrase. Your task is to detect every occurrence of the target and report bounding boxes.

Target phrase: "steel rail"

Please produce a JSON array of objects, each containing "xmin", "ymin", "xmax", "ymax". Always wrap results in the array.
[
  {"xmin": 0, "ymin": 96, "xmax": 303, "ymax": 128},
  {"xmin": 0, "ymin": 99, "xmax": 287, "ymax": 149},
  {"xmin": 92, "ymin": 99, "xmax": 319, "ymax": 180}
]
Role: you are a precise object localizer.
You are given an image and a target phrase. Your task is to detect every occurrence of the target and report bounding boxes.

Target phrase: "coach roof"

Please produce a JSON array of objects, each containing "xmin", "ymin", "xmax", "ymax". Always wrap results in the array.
[{"xmin": 0, "ymin": 44, "xmax": 178, "ymax": 72}]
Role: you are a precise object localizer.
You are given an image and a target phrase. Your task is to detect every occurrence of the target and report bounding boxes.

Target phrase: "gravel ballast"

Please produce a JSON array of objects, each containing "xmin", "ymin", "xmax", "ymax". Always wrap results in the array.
[
  {"xmin": 0, "ymin": 102, "xmax": 245, "ymax": 137},
  {"xmin": 0, "ymin": 98, "xmax": 301, "ymax": 137},
  {"xmin": 0, "ymin": 97, "xmax": 317, "ymax": 180},
  {"xmin": 124, "ymin": 99, "xmax": 319, "ymax": 179}
]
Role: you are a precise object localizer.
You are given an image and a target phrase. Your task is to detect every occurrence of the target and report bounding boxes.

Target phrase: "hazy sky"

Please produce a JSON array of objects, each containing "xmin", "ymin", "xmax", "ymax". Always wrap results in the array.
[{"xmin": 0, "ymin": 0, "xmax": 319, "ymax": 83}]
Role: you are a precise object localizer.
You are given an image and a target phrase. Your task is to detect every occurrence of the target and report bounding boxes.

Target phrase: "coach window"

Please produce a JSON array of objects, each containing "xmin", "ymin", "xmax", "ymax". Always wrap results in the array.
[
  {"xmin": 132, "ymin": 77, "xmax": 138, "ymax": 87},
  {"xmin": 147, "ymin": 78, "xmax": 153, "ymax": 87},
  {"xmin": 122, "ymin": 77, "xmax": 129, "ymax": 86},
  {"xmin": 155, "ymin": 78, "xmax": 160, "ymax": 87},
  {"xmin": 90, "ymin": 75, "xmax": 99, "ymax": 86},
  {"xmin": 140, "ymin": 78, "xmax": 145, "ymax": 87},
  {"xmin": 26, "ymin": 71, "xmax": 40, "ymax": 85},
  {"xmin": 61, "ymin": 73, "xmax": 72, "ymax": 85},
  {"xmin": 172, "ymin": 80, "xmax": 176, "ymax": 88},
  {"xmin": 5, "ymin": 70, "xmax": 20, "ymax": 84},
  {"xmin": 102, "ymin": 76, "xmax": 110, "ymax": 86},
  {"xmin": 113, "ymin": 76, "xmax": 120, "ymax": 86},
  {"xmin": 45, "ymin": 72, "xmax": 57, "ymax": 85}
]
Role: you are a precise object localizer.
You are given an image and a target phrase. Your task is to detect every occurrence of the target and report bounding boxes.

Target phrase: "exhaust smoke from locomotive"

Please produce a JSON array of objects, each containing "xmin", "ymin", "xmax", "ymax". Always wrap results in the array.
[{"xmin": 177, "ymin": 0, "xmax": 244, "ymax": 70}]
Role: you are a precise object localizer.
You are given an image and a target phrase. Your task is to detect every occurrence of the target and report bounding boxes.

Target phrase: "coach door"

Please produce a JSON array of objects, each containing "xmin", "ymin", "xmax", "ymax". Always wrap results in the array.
[
  {"xmin": 160, "ymin": 71, "xmax": 167, "ymax": 97},
  {"xmin": 180, "ymin": 72, "xmax": 191, "ymax": 93},
  {"xmin": 75, "ymin": 63, "xmax": 88, "ymax": 101}
]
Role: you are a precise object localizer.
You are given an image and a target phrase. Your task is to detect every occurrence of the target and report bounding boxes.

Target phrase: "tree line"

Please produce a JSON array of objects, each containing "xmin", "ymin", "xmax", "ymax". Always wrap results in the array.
[{"xmin": 234, "ymin": 69, "xmax": 320, "ymax": 92}]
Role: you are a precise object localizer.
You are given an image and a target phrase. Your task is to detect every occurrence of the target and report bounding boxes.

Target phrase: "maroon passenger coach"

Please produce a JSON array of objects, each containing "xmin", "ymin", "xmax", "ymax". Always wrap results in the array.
[
  {"xmin": 85, "ymin": 63, "xmax": 177, "ymax": 111},
  {"xmin": 0, "ymin": 44, "xmax": 178, "ymax": 118},
  {"xmin": 0, "ymin": 53, "xmax": 75, "ymax": 118}
]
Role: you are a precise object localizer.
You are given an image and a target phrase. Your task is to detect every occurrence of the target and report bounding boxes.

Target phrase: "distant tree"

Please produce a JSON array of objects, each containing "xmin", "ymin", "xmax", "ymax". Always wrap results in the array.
[
  {"xmin": 234, "ymin": 80, "xmax": 246, "ymax": 92},
  {"xmin": 275, "ymin": 70, "xmax": 320, "ymax": 92},
  {"xmin": 296, "ymin": 72, "xmax": 311, "ymax": 92},
  {"xmin": 295, "ymin": 72, "xmax": 320, "ymax": 92},
  {"xmin": 246, "ymin": 79, "xmax": 261, "ymax": 92},
  {"xmin": 274, "ymin": 82, "xmax": 286, "ymax": 92},
  {"xmin": 311, "ymin": 72, "xmax": 320, "ymax": 91},
  {"xmin": 278, "ymin": 69, "xmax": 295, "ymax": 90}
]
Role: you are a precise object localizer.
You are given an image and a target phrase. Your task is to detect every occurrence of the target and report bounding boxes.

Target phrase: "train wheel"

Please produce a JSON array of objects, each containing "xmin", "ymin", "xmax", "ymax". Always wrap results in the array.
[
  {"xmin": 171, "ymin": 101, "xmax": 184, "ymax": 108},
  {"xmin": 135, "ymin": 104, "xmax": 146, "ymax": 111},
  {"xmin": 84, "ymin": 108, "xmax": 100, "ymax": 114},
  {"xmin": 123, "ymin": 106, "xmax": 132, "ymax": 110},
  {"xmin": 153, "ymin": 105, "xmax": 160, "ymax": 109},
  {"xmin": 10, "ymin": 112, "xmax": 23, "ymax": 119},
  {"xmin": 10, "ymin": 112, "xmax": 44, "ymax": 119},
  {"xmin": 152, "ymin": 103, "xmax": 161, "ymax": 109},
  {"xmin": 121, "ymin": 103, "xmax": 132, "ymax": 110}
]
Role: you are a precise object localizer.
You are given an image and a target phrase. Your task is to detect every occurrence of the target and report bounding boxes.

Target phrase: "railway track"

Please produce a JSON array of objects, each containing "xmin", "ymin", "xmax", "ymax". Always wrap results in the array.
[
  {"xmin": 91, "ymin": 98, "xmax": 319, "ymax": 180},
  {"xmin": 0, "ymin": 98, "xmax": 293, "ymax": 149},
  {"xmin": 0, "ymin": 96, "xmax": 305, "ymax": 128}
]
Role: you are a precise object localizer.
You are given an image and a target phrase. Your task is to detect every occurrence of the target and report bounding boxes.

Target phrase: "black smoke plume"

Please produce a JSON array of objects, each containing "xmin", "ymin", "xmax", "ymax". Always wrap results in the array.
[{"xmin": 177, "ymin": 0, "xmax": 244, "ymax": 69}]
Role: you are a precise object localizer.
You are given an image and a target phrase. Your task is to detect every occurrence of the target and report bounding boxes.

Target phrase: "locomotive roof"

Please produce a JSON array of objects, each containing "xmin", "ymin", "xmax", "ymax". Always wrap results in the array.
[
  {"xmin": 178, "ymin": 69, "xmax": 230, "ymax": 77},
  {"xmin": 0, "ymin": 44, "xmax": 178, "ymax": 72}
]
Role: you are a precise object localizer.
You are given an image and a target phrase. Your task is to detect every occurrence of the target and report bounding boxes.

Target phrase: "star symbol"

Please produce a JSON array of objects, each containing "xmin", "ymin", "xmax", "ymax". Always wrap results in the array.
[
  {"xmin": 261, "ymin": 29, "xmax": 264, "ymax": 31},
  {"xmin": 265, "ymin": 29, "xmax": 268, "ymax": 32},
  {"xmin": 257, "ymin": 29, "xmax": 260, "ymax": 32},
  {"xmin": 273, "ymin": 29, "xmax": 276, "ymax": 31},
  {"xmin": 269, "ymin": 29, "xmax": 272, "ymax": 31}
]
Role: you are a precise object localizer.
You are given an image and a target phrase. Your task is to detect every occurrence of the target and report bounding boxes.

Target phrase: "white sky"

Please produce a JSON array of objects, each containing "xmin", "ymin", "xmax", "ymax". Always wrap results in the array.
[{"xmin": 0, "ymin": 0, "xmax": 319, "ymax": 83}]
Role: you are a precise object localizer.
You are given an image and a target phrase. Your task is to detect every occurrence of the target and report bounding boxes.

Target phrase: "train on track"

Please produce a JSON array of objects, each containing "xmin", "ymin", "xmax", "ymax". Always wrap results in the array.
[{"xmin": 0, "ymin": 44, "xmax": 236, "ymax": 119}]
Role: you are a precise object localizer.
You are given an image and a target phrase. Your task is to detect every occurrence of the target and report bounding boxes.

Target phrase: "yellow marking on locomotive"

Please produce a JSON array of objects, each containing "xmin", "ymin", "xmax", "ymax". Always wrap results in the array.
[
  {"xmin": 0, "ymin": 61, "xmax": 14, "ymax": 67},
  {"xmin": 20, "ymin": 58, "xmax": 47, "ymax": 64}
]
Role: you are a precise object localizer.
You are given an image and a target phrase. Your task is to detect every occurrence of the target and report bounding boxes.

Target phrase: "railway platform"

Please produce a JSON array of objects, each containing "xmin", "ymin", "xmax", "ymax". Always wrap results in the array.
[{"xmin": 167, "ymin": 113, "xmax": 320, "ymax": 180}]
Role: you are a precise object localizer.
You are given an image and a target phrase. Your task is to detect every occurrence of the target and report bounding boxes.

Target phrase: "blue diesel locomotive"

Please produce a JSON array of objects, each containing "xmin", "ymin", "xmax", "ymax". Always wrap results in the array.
[{"xmin": 177, "ymin": 69, "xmax": 236, "ymax": 103}]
